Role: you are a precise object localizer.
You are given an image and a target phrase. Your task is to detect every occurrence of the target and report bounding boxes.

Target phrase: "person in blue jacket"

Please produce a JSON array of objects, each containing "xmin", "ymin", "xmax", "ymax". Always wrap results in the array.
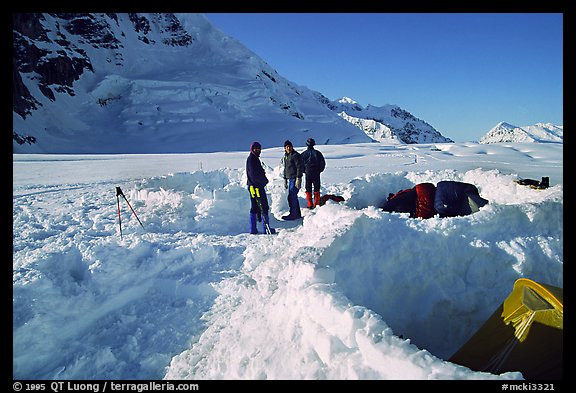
[{"xmin": 246, "ymin": 142, "xmax": 275, "ymax": 234}]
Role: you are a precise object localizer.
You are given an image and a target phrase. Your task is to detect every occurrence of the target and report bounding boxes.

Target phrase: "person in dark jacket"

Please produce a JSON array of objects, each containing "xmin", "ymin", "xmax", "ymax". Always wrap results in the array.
[
  {"xmin": 246, "ymin": 142, "xmax": 275, "ymax": 234},
  {"xmin": 300, "ymin": 137, "xmax": 326, "ymax": 208},
  {"xmin": 281, "ymin": 139, "xmax": 304, "ymax": 220}
]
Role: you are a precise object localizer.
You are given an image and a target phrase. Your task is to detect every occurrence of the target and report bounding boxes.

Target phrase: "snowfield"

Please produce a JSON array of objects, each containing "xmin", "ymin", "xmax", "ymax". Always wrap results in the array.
[{"xmin": 13, "ymin": 142, "xmax": 562, "ymax": 380}]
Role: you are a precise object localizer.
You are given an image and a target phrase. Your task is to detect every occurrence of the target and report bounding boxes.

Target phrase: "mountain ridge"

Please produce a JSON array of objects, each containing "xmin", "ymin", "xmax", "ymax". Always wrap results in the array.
[
  {"xmin": 13, "ymin": 13, "xmax": 453, "ymax": 153},
  {"xmin": 329, "ymin": 96, "xmax": 454, "ymax": 144}
]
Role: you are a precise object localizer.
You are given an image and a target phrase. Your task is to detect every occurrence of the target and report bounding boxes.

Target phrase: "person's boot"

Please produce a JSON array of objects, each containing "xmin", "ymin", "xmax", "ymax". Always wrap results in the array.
[
  {"xmin": 305, "ymin": 191, "xmax": 314, "ymax": 209},
  {"xmin": 283, "ymin": 206, "xmax": 302, "ymax": 220},
  {"xmin": 250, "ymin": 213, "xmax": 258, "ymax": 234},
  {"xmin": 314, "ymin": 191, "xmax": 321, "ymax": 207},
  {"xmin": 262, "ymin": 213, "xmax": 276, "ymax": 234}
]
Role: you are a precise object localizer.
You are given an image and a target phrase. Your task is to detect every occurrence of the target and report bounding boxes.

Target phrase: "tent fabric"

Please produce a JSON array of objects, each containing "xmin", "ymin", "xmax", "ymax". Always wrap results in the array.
[
  {"xmin": 434, "ymin": 181, "xmax": 489, "ymax": 217},
  {"xmin": 449, "ymin": 278, "xmax": 563, "ymax": 380}
]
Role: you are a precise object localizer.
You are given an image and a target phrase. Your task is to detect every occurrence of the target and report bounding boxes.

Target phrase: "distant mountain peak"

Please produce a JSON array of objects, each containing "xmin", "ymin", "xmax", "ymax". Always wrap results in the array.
[
  {"xmin": 338, "ymin": 96, "xmax": 358, "ymax": 105},
  {"xmin": 480, "ymin": 122, "xmax": 563, "ymax": 144},
  {"xmin": 494, "ymin": 121, "xmax": 517, "ymax": 129}
]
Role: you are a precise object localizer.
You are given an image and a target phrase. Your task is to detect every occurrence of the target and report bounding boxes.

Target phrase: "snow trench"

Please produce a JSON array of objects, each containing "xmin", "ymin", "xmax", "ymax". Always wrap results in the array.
[{"xmin": 13, "ymin": 167, "xmax": 562, "ymax": 379}]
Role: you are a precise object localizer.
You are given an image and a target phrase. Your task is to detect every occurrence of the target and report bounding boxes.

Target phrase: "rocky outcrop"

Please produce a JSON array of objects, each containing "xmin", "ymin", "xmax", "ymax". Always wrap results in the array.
[{"xmin": 13, "ymin": 13, "xmax": 94, "ymax": 113}]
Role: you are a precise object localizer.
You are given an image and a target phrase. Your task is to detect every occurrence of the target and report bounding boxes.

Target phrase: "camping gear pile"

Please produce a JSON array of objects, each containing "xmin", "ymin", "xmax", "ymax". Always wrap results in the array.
[{"xmin": 514, "ymin": 176, "xmax": 550, "ymax": 190}]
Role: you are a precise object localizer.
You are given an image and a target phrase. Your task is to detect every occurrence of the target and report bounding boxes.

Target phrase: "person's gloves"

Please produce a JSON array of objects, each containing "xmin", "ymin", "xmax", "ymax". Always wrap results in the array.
[
  {"xmin": 284, "ymin": 178, "xmax": 288, "ymax": 189},
  {"xmin": 295, "ymin": 177, "xmax": 302, "ymax": 189}
]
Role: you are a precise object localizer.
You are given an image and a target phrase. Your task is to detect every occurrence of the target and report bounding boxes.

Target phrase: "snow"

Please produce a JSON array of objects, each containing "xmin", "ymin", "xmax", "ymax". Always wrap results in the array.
[
  {"xmin": 13, "ymin": 13, "xmax": 564, "ymax": 382},
  {"xmin": 13, "ymin": 13, "xmax": 373, "ymax": 155},
  {"xmin": 13, "ymin": 141, "xmax": 563, "ymax": 380}
]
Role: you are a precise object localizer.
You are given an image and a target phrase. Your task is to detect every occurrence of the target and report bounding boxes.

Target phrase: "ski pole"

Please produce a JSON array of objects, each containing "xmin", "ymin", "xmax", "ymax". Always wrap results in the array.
[
  {"xmin": 116, "ymin": 192, "xmax": 123, "ymax": 239},
  {"xmin": 116, "ymin": 187, "xmax": 145, "ymax": 231}
]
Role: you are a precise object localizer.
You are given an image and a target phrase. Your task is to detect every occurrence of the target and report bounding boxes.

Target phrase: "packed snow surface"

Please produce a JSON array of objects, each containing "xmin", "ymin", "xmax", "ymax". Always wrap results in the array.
[{"xmin": 13, "ymin": 142, "xmax": 562, "ymax": 380}]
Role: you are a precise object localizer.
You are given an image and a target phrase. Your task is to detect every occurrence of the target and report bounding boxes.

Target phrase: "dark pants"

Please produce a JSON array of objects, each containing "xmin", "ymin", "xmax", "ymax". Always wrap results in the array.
[
  {"xmin": 305, "ymin": 172, "xmax": 321, "ymax": 193},
  {"xmin": 287, "ymin": 178, "xmax": 301, "ymax": 217}
]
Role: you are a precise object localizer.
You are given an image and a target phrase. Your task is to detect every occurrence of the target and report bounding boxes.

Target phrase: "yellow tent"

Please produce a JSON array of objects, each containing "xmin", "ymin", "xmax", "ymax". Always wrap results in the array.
[{"xmin": 449, "ymin": 278, "xmax": 563, "ymax": 380}]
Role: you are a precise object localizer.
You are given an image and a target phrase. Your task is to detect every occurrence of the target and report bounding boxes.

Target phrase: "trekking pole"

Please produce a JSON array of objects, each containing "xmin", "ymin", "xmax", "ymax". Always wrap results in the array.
[
  {"xmin": 249, "ymin": 185, "xmax": 271, "ymax": 234},
  {"xmin": 116, "ymin": 187, "xmax": 145, "ymax": 232}
]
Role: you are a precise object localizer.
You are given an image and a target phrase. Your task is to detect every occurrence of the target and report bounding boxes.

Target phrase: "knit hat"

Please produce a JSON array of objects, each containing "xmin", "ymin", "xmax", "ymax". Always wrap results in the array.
[
  {"xmin": 284, "ymin": 140, "xmax": 293, "ymax": 147},
  {"xmin": 306, "ymin": 138, "xmax": 316, "ymax": 147},
  {"xmin": 250, "ymin": 141, "xmax": 261, "ymax": 151}
]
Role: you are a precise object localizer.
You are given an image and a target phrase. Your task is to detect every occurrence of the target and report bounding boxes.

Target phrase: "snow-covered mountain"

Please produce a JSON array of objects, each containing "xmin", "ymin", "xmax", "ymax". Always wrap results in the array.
[
  {"xmin": 328, "ymin": 97, "xmax": 454, "ymax": 144},
  {"xmin": 479, "ymin": 122, "xmax": 563, "ymax": 144},
  {"xmin": 12, "ymin": 13, "xmax": 371, "ymax": 153},
  {"xmin": 12, "ymin": 13, "xmax": 450, "ymax": 154}
]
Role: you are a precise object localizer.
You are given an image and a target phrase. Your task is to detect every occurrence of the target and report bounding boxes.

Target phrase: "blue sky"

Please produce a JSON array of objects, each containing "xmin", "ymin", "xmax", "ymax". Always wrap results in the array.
[{"xmin": 204, "ymin": 13, "xmax": 563, "ymax": 142}]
